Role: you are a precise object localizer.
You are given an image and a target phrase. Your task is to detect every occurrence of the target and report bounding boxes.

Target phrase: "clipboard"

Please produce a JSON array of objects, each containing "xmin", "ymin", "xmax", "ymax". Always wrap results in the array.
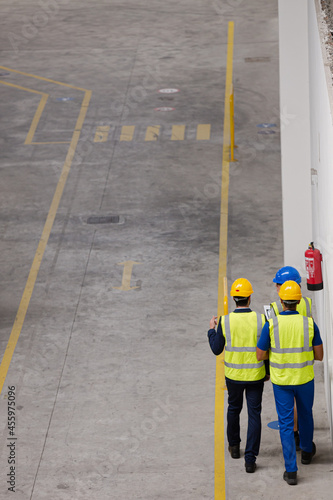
[{"xmin": 264, "ymin": 305, "xmax": 271, "ymax": 321}]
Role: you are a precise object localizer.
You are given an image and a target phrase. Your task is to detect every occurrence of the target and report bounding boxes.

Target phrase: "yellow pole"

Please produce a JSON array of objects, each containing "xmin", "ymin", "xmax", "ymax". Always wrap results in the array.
[{"xmin": 223, "ymin": 277, "xmax": 228, "ymax": 315}]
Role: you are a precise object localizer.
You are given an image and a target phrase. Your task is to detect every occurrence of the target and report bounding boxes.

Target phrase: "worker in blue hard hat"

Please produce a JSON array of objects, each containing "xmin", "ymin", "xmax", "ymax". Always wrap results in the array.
[
  {"xmin": 270, "ymin": 266, "xmax": 312, "ymax": 318},
  {"xmin": 269, "ymin": 266, "xmax": 313, "ymax": 451}
]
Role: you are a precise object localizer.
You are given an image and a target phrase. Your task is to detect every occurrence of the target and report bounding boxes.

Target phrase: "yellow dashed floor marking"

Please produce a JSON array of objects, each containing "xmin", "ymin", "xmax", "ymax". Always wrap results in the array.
[
  {"xmin": 94, "ymin": 126, "xmax": 110, "ymax": 142},
  {"xmin": 196, "ymin": 124, "xmax": 211, "ymax": 141},
  {"xmin": 171, "ymin": 125, "xmax": 185, "ymax": 141},
  {"xmin": 145, "ymin": 125, "xmax": 160, "ymax": 141},
  {"xmin": 120, "ymin": 125, "xmax": 135, "ymax": 141},
  {"xmin": 94, "ymin": 124, "xmax": 215, "ymax": 142}
]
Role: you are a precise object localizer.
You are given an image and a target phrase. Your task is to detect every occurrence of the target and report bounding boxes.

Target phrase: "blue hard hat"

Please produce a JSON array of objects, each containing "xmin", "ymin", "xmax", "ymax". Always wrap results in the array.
[{"xmin": 273, "ymin": 266, "xmax": 301, "ymax": 285}]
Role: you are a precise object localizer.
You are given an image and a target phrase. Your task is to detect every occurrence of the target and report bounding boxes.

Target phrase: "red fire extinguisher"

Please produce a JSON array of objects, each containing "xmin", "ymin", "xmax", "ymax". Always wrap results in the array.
[{"xmin": 305, "ymin": 242, "xmax": 323, "ymax": 291}]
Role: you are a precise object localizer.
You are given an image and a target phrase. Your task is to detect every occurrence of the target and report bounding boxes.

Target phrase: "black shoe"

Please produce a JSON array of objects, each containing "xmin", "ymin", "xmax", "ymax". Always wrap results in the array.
[
  {"xmin": 283, "ymin": 471, "xmax": 297, "ymax": 485},
  {"xmin": 294, "ymin": 431, "xmax": 300, "ymax": 451},
  {"xmin": 301, "ymin": 442, "xmax": 316, "ymax": 464},
  {"xmin": 228, "ymin": 444, "xmax": 240, "ymax": 459},
  {"xmin": 245, "ymin": 462, "xmax": 256, "ymax": 473}
]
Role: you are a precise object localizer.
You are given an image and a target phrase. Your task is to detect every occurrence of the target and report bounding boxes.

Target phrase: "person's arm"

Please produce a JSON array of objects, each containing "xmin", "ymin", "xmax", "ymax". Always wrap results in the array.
[
  {"xmin": 312, "ymin": 320, "xmax": 324, "ymax": 361},
  {"xmin": 313, "ymin": 344, "xmax": 323, "ymax": 361},
  {"xmin": 207, "ymin": 317, "xmax": 225, "ymax": 356},
  {"xmin": 256, "ymin": 347, "xmax": 269, "ymax": 361},
  {"xmin": 209, "ymin": 316, "xmax": 217, "ymax": 330},
  {"xmin": 256, "ymin": 321, "xmax": 270, "ymax": 361}
]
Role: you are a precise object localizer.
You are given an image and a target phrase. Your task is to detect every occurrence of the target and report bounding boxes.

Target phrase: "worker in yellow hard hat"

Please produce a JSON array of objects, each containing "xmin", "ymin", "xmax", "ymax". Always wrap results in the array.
[
  {"xmin": 269, "ymin": 267, "xmax": 312, "ymax": 451},
  {"xmin": 208, "ymin": 278, "xmax": 267, "ymax": 474},
  {"xmin": 257, "ymin": 281, "xmax": 323, "ymax": 486},
  {"xmin": 270, "ymin": 266, "xmax": 312, "ymax": 318}
]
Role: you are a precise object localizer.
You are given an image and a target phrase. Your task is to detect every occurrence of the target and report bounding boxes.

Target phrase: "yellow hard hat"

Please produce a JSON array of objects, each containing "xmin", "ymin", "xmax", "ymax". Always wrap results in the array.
[
  {"xmin": 230, "ymin": 278, "xmax": 254, "ymax": 297},
  {"xmin": 278, "ymin": 280, "xmax": 302, "ymax": 300}
]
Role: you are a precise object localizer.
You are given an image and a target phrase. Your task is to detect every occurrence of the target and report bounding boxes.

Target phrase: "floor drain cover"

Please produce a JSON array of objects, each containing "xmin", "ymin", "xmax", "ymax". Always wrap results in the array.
[{"xmin": 87, "ymin": 215, "xmax": 120, "ymax": 224}]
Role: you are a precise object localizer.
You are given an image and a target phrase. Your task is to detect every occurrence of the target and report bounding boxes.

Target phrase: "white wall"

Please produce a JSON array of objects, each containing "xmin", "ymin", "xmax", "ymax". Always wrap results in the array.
[
  {"xmin": 279, "ymin": 0, "xmax": 333, "ymax": 441},
  {"xmin": 278, "ymin": 0, "xmax": 313, "ymax": 272},
  {"xmin": 308, "ymin": 0, "xmax": 333, "ymax": 442}
]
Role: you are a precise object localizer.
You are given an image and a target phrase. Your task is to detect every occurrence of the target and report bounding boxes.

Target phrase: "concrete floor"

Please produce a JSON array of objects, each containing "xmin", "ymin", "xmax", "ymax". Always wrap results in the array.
[{"xmin": 0, "ymin": 0, "xmax": 332, "ymax": 498}]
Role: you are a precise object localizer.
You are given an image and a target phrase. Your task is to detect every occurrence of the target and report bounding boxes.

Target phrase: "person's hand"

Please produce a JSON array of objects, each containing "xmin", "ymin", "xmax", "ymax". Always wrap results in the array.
[
  {"xmin": 210, "ymin": 316, "xmax": 218, "ymax": 329},
  {"xmin": 264, "ymin": 375, "xmax": 270, "ymax": 382}
]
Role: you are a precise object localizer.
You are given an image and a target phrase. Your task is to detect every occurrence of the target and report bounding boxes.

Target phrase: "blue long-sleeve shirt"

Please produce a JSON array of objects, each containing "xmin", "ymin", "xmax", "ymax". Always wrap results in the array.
[{"xmin": 207, "ymin": 308, "xmax": 252, "ymax": 355}]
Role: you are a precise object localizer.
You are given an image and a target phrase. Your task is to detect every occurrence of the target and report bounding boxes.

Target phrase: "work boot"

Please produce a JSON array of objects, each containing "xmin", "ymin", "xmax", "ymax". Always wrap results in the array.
[
  {"xmin": 283, "ymin": 471, "xmax": 297, "ymax": 485},
  {"xmin": 228, "ymin": 444, "xmax": 240, "ymax": 459},
  {"xmin": 245, "ymin": 462, "xmax": 256, "ymax": 473},
  {"xmin": 301, "ymin": 442, "xmax": 316, "ymax": 464}
]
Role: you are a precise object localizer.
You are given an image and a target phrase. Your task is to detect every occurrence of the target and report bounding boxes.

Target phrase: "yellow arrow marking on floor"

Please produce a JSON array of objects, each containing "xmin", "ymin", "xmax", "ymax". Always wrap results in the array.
[{"xmin": 113, "ymin": 261, "xmax": 142, "ymax": 291}]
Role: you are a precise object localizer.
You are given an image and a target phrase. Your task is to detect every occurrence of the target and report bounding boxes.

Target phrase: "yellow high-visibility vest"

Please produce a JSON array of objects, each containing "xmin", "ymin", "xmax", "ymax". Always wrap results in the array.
[
  {"xmin": 222, "ymin": 311, "xmax": 266, "ymax": 381},
  {"xmin": 269, "ymin": 297, "xmax": 312, "ymax": 318},
  {"xmin": 268, "ymin": 314, "xmax": 315, "ymax": 385},
  {"xmin": 297, "ymin": 297, "xmax": 312, "ymax": 317}
]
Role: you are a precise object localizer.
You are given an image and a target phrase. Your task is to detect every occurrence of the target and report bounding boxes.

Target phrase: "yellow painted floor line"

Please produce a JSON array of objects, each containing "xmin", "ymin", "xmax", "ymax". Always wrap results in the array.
[
  {"xmin": 94, "ymin": 125, "xmax": 110, "ymax": 143},
  {"xmin": 145, "ymin": 125, "xmax": 160, "ymax": 141},
  {"xmin": 0, "ymin": 79, "xmax": 45, "ymax": 95},
  {"xmin": 196, "ymin": 124, "xmax": 211, "ymax": 140},
  {"xmin": 0, "ymin": 79, "xmax": 74, "ymax": 146},
  {"xmin": 30, "ymin": 141, "xmax": 71, "ymax": 145},
  {"xmin": 93, "ymin": 124, "xmax": 216, "ymax": 142},
  {"xmin": 0, "ymin": 80, "xmax": 50, "ymax": 146},
  {"xmin": 171, "ymin": 124, "xmax": 185, "ymax": 141},
  {"xmin": 120, "ymin": 125, "xmax": 135, "ymax": 141},
  {"xmin": 25, "ymin": 93, "xmax": 49, "ymax": 144},
  {"xmin": 0, "ymin": 69, "xmax": 92, "ymax": 396},
  {"xmin": 215, "ymin": 21, "xmax": 234, "ymax": 500},
  {"xmin": 0, "ymin": 65, "xmax": 89, "ymax": 92}
]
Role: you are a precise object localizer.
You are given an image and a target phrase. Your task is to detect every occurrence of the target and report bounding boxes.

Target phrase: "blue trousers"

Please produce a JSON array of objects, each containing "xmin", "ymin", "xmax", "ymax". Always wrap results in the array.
[
  {"xmin": 273, "ymin": 379, "xmax": 314, "ymax": 472},
  {"xmin": 225, "ymin": 378, "xmax": 264, "ymax": 463}
]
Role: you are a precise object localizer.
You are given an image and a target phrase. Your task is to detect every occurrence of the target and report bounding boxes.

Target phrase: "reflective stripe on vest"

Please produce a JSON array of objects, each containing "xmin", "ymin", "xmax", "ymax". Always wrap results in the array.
[
  {"xmin": 223, "ymin": 311, "xmax": 266, "ymax": 381},
  {"xmin": 268, "ymin": 314, "xmax": 314, "ymax": 385},
  {"xmin": 297, "ymin": 297, "xmax": 312, "ymax": 317},
  {"xmin": 270, "ymin": 297, "xmax": 312, "ymax": 318},
  {"xmin": 270, "ymin": 360, "xmax": 314, "ymax": 369},
  {"xmin": 270, "ymin": 301, "xmax": 283, "ymax": 317},
  {"xmin": 270, "ymin": 315, "xmax": 313, "ymax": 353}
]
